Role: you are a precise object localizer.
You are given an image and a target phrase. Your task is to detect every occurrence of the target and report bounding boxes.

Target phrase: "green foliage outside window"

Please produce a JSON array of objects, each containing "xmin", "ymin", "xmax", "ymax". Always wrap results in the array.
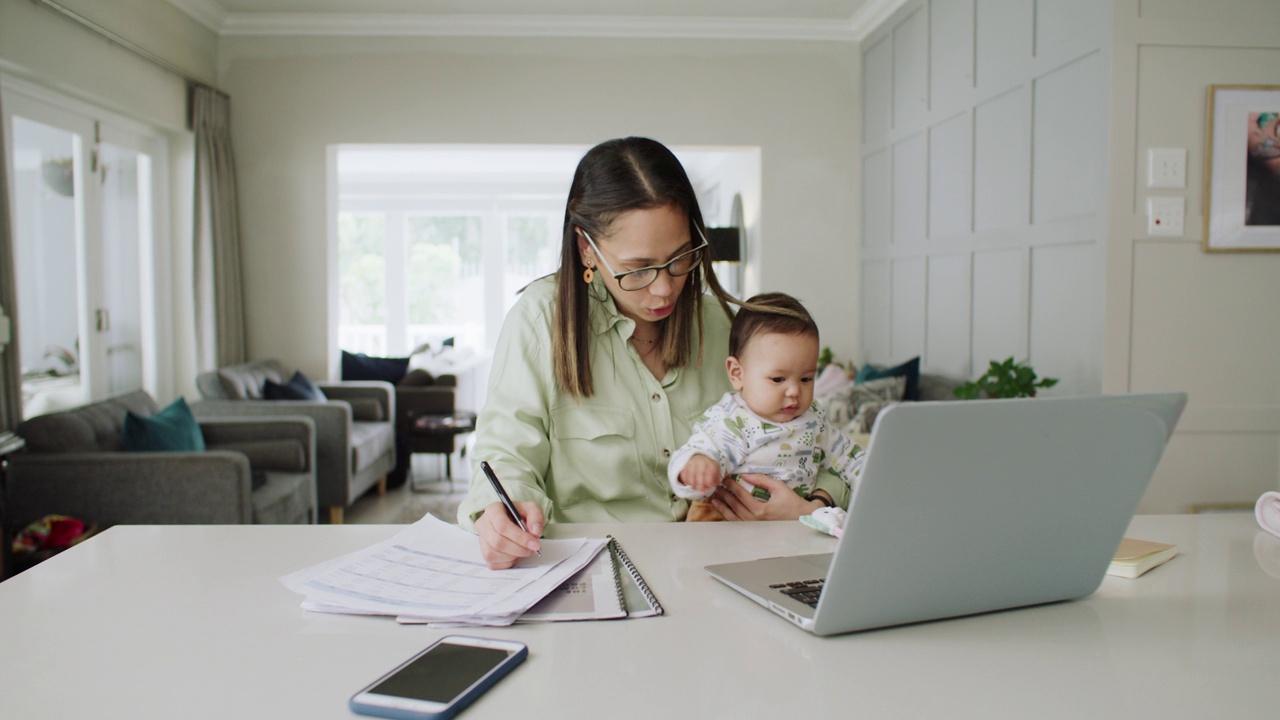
[
  {"xmin": 338, "ymin": 213, "xmax": 385, "ymax": 325},
  {"xmin": 407, "ymin": 216, "xmax": 480, "ymax": 324}
]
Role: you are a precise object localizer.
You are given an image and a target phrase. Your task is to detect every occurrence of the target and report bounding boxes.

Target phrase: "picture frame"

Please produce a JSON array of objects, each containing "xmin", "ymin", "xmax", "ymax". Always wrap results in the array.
[{"xmin": 1203, "ymin": 84, "xmax": 1280, "ymax": 252}]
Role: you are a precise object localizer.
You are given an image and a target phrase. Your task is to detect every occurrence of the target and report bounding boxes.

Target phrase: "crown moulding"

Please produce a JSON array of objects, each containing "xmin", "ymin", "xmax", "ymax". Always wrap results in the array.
[
  {"xmin": 166, "ymin": 0, "xmax": 907, "ymax": 42},
  {"xmin": 220, "ymin": 14, "xmax": 857, "ymax": 41}
]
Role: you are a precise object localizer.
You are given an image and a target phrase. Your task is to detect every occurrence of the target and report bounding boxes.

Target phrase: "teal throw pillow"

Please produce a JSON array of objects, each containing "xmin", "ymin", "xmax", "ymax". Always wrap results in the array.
[
  {"xmin": 122, "ymin": 397, "xmax": 206, "ymax": 452},
  {"xmin": 855, "ymin": 356, "xmax": 921, "ymax": 401}
]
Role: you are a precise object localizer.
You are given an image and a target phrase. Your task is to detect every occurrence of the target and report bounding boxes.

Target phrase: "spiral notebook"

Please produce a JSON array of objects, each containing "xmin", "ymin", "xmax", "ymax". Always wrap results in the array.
[
  {"xmin": 610, "ymin": 536, "xmax": 664, "ymax": 618},
  {"xmin": 519, "ymin": 537, "xmax": 662, "ymax": 622}
]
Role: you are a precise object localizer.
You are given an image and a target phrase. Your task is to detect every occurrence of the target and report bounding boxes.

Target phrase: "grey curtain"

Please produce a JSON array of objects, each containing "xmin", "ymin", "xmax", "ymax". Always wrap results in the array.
[
  {"xmin": 191, "ymin": 85, "xmax": 248, "ymax": 370},
  {"xmin": 0, "ymin": 92, "xmax": 24, "ymax": 432}
]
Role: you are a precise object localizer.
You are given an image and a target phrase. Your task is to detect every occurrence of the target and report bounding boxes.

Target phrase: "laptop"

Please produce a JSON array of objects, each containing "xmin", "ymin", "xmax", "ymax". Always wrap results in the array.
[{"xmin": 705, "ymin": 392, "xmax": 1187, "ymax": 636}]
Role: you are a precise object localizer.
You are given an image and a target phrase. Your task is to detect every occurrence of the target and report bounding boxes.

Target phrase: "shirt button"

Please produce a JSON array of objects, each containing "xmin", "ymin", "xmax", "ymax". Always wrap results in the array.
[
  {"xmin": 662, "ymin": 448, "xmax": 671, "ymax": 459},
  {"xmin": 651, "ymin": 393, "xmax": 661, "ymax": 403}
]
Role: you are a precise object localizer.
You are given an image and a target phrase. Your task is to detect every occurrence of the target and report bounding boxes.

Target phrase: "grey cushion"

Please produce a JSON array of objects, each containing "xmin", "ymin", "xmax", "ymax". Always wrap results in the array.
[
  {"xmin": 216, "ymin": 359, "xmax": 287, "ymax": 400},
  {"xmin": 208, "ymin": 439, "xmax": 306, "ymax": 473},
  {"xmin": 350, "ymin": 420, "xmax": 394, "ymax": 473},
  {"xmin": 17, "ymin": 391, "xmax": 160, "ymax": 453},
  {"xmin": 918, "ymin": 373, "xmax": 965, "ymax": 402},
  {"xmin": 346, "ymin": 397, "xmax": 384, "ymax": 422},
  {"xmin": 252, "ymin": 471, "xmax": 314, "ymax": 524}
]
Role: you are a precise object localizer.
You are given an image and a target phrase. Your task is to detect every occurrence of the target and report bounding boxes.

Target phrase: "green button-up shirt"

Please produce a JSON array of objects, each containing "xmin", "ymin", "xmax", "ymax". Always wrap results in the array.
[{"xmin": 458, "ymin": 277, "xmax": 850, "ymax": 529}]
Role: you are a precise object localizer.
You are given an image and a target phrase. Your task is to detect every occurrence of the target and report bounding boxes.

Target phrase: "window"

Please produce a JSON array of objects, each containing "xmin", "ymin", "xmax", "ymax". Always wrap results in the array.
[
  {"xmin": 331, "ymin": 144, "xmax": 758, "ymax": 364},
  {"xmin": 335, "ymin": 201, "xmax": 561, "ymax": 358}
]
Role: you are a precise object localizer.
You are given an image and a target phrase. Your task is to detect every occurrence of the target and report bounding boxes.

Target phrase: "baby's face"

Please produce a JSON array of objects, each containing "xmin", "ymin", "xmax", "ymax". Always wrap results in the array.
[{"xmin": 727, "ymin": 331, "xmax": 819, "ymax": 424}]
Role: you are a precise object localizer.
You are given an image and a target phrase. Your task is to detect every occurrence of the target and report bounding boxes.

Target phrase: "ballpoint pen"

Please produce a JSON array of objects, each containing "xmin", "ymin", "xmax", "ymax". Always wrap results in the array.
[{"xmin": 480, "ymin": 461, "xmax": 541, "ymax": 556}]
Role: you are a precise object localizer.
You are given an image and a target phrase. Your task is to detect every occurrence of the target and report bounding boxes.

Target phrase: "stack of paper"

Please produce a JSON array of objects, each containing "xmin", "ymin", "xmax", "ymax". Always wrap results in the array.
[{"xmin": 280, "ymin": 515, "xmax": 609, "ymax": 626}]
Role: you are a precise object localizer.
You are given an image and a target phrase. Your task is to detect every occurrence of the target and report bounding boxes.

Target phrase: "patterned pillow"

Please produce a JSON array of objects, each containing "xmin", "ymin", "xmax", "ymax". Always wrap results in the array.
[
  {"xmin": 845, "ymin": 398, "xmax": 899, "ymax": 434},
  {"xmin": 823, "ymin": 375, "xmax": 906, "ymax": 431}
]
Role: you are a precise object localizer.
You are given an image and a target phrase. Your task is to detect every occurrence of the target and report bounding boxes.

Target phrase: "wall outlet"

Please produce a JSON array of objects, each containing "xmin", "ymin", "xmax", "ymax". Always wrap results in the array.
[
  {"xmin": 1148, "ymin": 148, "xmax": 1187, "ymax": 189},
  {"xmin": 1147, "ymin": 197, "xmax": 1185, "ymax": 236}
]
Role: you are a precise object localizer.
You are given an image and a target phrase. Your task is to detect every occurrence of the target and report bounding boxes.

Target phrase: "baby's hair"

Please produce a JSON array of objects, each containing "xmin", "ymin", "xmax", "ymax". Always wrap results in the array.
[{"xmin": 729, "ymin": 292, "xmax": 819, "ymax": 358}]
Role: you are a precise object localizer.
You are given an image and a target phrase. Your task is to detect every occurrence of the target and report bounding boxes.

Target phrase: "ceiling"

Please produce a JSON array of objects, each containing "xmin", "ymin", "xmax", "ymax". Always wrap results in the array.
[{"xmin": 165, "ymin": 0, "xmax": 903, "ymax": 40}]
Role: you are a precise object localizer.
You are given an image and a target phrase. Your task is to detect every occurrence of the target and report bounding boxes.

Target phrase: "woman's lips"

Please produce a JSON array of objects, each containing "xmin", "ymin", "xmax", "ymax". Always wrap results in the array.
[{"xmin": 651, "ymin": 304, "xmax": 675, "ymax": 318}]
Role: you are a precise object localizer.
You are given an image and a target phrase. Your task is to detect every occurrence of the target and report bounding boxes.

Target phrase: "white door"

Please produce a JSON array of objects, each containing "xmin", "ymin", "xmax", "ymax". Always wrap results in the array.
[{"xmin": 3, "ymin": 80, "xmax": 164, "ymax": 416}]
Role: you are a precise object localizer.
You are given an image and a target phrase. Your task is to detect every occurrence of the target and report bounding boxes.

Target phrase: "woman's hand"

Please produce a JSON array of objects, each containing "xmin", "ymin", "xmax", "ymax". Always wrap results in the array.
[
  {"xmin": 711, "ymin": 474, "xmax": 823, "ymax": 522},
  {"xmin": 474, "ymin": 501, "xmax": 545, "ymax": 570}
]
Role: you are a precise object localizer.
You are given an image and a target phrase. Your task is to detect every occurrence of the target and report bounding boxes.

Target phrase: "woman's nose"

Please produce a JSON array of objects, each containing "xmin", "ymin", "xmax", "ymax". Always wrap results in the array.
[{"xmin": 648, "ymin": 269, "xmax": 676, "ymax": 297}]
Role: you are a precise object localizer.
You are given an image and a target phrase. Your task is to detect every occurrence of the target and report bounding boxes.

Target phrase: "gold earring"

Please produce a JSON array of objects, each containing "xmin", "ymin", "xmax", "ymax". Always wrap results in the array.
[{"xmin": 583, "ymin": 264, "xmax": 595, "ymax": 284}]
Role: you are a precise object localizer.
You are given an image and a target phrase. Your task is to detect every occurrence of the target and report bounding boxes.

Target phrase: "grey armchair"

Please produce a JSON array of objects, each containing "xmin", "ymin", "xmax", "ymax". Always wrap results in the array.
[
  {"xmin": 5, "ymin": 391, "xmax": 316, "ymax": 533},
  {"xmin": 193, "ymin": 359, "xmax": 396, "ymax": 523}
]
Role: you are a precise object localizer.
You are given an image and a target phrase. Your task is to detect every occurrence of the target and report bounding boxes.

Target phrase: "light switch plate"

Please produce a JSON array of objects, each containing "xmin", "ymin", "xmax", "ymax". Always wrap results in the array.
[
  {"xmin": 1148, "ymin": 196, "xmax": 1185, "ymax": 236},
  {"xmin": 1148, "ymin": 148, "xmax": 1187, "ymax": 189}
]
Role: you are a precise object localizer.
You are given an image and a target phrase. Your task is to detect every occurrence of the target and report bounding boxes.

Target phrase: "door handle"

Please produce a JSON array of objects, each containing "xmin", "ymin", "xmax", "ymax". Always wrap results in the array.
[{"xmin": 96, "ymin": 308, "xmax": 110, "ymax": 332}]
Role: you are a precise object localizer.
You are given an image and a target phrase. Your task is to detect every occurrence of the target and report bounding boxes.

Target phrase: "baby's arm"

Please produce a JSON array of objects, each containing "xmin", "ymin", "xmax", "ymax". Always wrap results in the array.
[
  {"xmin": 668, "ymin": 401, "xmax": 736, "ymax": 500},
  {"xmin": 678, "ymin": 454, "xmax": 722, "ymax": 494}
]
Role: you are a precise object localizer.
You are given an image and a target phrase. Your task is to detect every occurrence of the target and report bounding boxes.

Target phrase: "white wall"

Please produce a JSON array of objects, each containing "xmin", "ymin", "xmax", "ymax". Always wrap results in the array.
[
  {"xmin": 0, "ymin": 0, "xmax": 215, "ymax": 131},
  {"xmin": 1106, "ymin": 0, "xmax": 1280, "ymax": 513},
  {"xmin": 859, "ymin": 0, "xmax": 1111, "ymax": 396},
  {"xmin": 216, "ymin": 35, "xmax": 861, "ymax": 379}
]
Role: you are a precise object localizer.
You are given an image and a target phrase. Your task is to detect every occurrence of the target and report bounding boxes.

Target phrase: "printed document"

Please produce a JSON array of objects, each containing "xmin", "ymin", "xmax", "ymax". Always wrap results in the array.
[{"xmin": 280, "ymin": 514, "xmax": 608, "ymax": 625}]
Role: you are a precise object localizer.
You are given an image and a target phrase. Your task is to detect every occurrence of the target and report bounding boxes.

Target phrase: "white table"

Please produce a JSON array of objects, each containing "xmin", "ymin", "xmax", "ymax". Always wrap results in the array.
[{"xmin": 1, "ymin": 515, "xmax": 1277, "ymax": 719}]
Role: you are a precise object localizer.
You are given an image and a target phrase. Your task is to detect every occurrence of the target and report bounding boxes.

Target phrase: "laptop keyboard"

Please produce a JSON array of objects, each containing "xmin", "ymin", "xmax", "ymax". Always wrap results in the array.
[{"xmin": 770, "ymin": 578, "xmax": 825, "ymax": 608}]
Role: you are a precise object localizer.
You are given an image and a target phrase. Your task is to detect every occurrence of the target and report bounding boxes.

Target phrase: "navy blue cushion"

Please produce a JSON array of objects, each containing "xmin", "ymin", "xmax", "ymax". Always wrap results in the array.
[
  {"xmin": 263, "ymin": 370, "xmax": 328, "ymax": 401},
  {"xmin": 341, "ymin": 351, "xmax": 410, "ymax": 384},
  {"xmin": 122, "ymin": 397, "xmax": 206, "ymax": 452},
  {"xmin": 856, "ymin": 356, "xmax": 921, "ymax": 401}
]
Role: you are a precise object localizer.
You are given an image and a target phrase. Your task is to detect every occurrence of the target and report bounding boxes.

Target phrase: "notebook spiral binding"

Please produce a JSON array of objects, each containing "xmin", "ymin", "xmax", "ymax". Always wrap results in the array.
[{"xmin": 608, "ymin": 535, "xmax": 663, "ymax": 616}]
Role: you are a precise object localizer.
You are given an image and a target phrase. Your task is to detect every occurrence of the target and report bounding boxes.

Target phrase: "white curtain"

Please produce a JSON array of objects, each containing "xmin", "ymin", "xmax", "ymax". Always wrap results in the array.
[
  {"xmin": 191, "ymin": 85, "xmax": 247, "ymax": 370},
  {"xmin": 0, "ymin": 92, "xmax": 23, "ymax": 431}
]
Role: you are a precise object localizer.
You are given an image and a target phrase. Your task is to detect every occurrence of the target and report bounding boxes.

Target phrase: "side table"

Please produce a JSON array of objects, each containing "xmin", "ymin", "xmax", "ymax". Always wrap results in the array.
[{"xmin": 406, "ymin": 411, "xmax": 476, "ymax": 492}]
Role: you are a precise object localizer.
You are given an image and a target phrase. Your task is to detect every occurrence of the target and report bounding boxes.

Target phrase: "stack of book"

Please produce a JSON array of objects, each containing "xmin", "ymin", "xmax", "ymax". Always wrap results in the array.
[{"xmin": 1107, "ymin": 538, "xmax": 1178, "ymax": 579}]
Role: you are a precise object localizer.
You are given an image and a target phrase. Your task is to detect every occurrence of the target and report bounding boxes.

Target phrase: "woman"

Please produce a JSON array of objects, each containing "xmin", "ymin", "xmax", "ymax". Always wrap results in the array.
[{"xmin": 459, "ymin": 137, "xmax": 850, "ymax": 568}]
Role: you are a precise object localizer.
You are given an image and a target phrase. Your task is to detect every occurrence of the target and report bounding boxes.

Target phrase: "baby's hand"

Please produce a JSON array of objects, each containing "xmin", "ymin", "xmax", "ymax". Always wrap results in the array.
[{"xmin": 679, "ymin": 455, "xmax": 722, "ymax": 496}]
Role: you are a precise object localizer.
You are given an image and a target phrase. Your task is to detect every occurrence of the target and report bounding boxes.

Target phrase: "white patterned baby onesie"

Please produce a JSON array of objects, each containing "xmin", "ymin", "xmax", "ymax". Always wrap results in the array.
[{"xmin": 668, "ymin": 392, "xmax": 866, "ymax": 501}]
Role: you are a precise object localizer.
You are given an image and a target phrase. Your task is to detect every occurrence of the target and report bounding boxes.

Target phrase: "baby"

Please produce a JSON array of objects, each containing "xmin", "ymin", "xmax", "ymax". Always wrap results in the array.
[{"xmin": 669, "ymin": 292, "xmax": 866, "ymax": 522}]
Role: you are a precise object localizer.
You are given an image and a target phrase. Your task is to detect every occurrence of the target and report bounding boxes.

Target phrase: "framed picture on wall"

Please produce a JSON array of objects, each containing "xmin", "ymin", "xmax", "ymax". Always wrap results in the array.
[{"xmin": 1203, "ymin": 84, "xmax": 1280, "ymax": 252}]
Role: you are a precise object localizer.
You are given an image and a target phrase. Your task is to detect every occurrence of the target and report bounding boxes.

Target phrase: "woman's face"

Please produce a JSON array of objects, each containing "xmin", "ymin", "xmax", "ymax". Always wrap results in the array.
[{"xmin": 577, "ymin": 205, "xmax": 694, "ymax": 326}]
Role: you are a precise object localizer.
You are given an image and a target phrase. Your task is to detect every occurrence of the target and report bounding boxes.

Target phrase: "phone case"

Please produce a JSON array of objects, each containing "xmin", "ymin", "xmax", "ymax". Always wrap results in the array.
[{"xmin": 349, "ymin": 642, "xmax": 528, "ymax": 720}]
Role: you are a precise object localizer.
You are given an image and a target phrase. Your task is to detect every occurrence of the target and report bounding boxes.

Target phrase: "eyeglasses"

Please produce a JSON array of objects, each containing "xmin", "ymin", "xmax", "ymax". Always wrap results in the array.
[{"xmin": 580, "ymin": 226, "xmax": 709, "ymax": 291}]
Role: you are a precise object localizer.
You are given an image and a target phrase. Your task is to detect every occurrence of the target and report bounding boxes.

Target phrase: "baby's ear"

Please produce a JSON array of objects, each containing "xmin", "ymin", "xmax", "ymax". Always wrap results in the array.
[{"xmin": 726, "ymin": 356, "xmax": 745, "ymax": 391}]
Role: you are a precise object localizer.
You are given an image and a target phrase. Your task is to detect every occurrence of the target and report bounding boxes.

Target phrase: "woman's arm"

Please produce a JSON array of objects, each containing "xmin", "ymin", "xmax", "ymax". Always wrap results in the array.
[
  {"xmin": 711, "ymin": 473, "xmax": 826, "ymax": 521},
  {"xmin": 458, "ymin": 298, "xmax": 557, "ymax": 531}
]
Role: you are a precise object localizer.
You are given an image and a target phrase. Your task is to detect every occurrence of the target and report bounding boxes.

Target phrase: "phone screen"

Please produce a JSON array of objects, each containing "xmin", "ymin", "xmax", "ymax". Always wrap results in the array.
[{"xmin": 368, "ymin": 644, "xmax": 513, "ymax": 704}]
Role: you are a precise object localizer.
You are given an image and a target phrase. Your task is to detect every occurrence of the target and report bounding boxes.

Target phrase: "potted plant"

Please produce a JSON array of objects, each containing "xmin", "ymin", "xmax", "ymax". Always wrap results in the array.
[{"xmin": 954, "ymin": 357, "xmax": 1058, "ymax": 399}]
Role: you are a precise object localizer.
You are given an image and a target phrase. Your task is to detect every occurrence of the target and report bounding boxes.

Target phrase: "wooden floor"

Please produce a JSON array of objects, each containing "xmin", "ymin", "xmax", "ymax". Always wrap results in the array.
[{"xmin": 345, "ymin": 452, "xmax": 470, "ymax": 524}]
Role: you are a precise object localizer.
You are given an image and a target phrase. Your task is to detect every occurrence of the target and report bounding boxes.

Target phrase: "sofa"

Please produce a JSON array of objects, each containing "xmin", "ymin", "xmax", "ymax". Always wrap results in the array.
[
  {"xmin": 338, "ymin": 351, "xmax": 467, "ymax": 487},
  {"xmin": 193, "ymin": 359, "xmax": 396, "ymax": 523},
  {"xmin": 5, "ymin": 391, "xmax": 316, "ymax": 532},
  {"xmin": 818, "ymin": 356, "xmax": 963, "ymax": 444}
]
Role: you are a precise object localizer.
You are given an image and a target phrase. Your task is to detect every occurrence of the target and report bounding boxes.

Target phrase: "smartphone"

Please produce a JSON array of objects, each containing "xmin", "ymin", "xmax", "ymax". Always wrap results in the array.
[{"xmin": 349, "ymin": 636, "xmax": 528, "ymax": 720}]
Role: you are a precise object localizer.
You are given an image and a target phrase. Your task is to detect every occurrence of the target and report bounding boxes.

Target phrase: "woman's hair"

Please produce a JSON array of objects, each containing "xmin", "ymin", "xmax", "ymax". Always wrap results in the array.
[
  {"xmin": 729, "ymin": 292, "xmax": 819, "ymax": 358},
  {"xmin": 553, "ymin": 137, "xmax": 736, "ymax": 398}
]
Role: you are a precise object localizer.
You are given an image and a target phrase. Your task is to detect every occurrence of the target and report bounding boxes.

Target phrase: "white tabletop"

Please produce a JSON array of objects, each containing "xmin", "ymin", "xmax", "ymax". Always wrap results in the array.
[{"xmin": 1, "ymin": 514, "xmax": 1278, "ymax": 719}]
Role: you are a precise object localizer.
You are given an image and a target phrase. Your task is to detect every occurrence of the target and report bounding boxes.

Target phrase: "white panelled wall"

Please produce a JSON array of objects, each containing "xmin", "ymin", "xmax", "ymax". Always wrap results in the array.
[
  {"xmin": 860, "ymin": 0, "xmax": 1110, "ymax": 397},
  {"xmin": 863, "ymin": 0, "xmax": 1280, "ymax": 512}
]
